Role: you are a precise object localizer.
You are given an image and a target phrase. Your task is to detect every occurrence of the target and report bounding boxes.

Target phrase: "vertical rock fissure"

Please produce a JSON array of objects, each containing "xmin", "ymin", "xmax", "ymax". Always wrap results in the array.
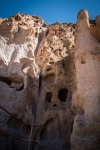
[
  {"xmin": 30, "ymin": 73, "xmax": 43, "ymax": 150},
  {"xmin": 38, "ymin": 73, "xmax": 42, "ymax": 95},
  {"xmin": 1, "ymin": 10, "xmax": 100, "ymax": 150},
  {"xmin": 45, "ymin": 92, "xmax": 52, "ymax": 103}
]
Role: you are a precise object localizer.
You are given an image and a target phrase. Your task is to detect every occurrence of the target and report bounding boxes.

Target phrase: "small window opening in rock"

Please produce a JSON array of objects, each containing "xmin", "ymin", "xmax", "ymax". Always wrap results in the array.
[
  {"xmin": 18, "ymin": 28, "xmax": 20, "ymax": 32},
  {"xmin": 53, "ymin": 104, "xmax": 57, "ymax": 107},
  {"xmin": 45, "ymin": 92, "xmax": 52, "ymax": 103},
  {"xmin": 0, "ymin": 77, "xmax": 11, "ymax": 86},
  {"xmin": 35, "ymin": 32, "xmax": 38, "ymax": 38},
  {"xmin": 46, "ymin": 68, "xmax": 52, "ymax": 71},
  {"xmin": 15, "ymin": 15, "xmax": 21, "ymax": 21},
  {"xmin": 43, "ymin": 23, "xmax": 46, "ymax": 27},
  {"xmin": 81, "ymin": 59, "xmax": 86, "ymax": 64},
  {"xmin": 36, "ymin": 20, "xmax": 38, "ymax": 23},
  {"xmin": 58, "ymin": 88, "xmax": 68, "ymax": 102},
  {"xmin": 49, "ymin": 62, "xmax": 54, "ymax": 64},
  {"xmin": 71, "ymin": 28, "xmax": 73, "ymax": 32},
  {"xmin": 51, "ymin": 47, "xmax": 53, "ymax": 51},
  {"xmin": 46, "ymin": 30, "xmax": 49, "ymax": 36},
  {"xmin": 62, "ymin": 60, "xmax": 65, "ymax": 67}
]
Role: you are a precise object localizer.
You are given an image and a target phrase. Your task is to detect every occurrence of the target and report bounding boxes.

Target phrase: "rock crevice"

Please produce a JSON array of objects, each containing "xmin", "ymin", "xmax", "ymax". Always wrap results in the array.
[{"xmin": 0, "ymin": 10, "xmax": 100, "ymax": 150}]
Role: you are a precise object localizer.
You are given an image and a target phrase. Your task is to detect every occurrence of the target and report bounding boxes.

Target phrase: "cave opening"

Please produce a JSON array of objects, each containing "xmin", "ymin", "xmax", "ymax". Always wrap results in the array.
[
  {"xmin": 53, "ymin": 104, "xmax": 57, "ymax": 107},
  {"xmin": 81, "ymin": 60, "xmax": 86, "ymax": 64},
  {"xmin": 58, "ymin": 88, "xmax": 68, "ymax": 102},
  {"xmin": 0, "ymin": 76, "xmax": 11, "ymax": 86},
  {"xmin": 45, "ymin": 92, "xmax": 52, "ymax": 103}
]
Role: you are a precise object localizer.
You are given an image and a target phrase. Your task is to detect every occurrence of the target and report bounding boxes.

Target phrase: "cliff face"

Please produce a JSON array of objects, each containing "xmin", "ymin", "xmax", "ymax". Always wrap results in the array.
[
  {"xmin": 0, "ymin": 10, "xmax": 100, "ymax": 150},
  {"xmin": 71, "ymin": 10, "xmax": 100, "ymax": 150}
]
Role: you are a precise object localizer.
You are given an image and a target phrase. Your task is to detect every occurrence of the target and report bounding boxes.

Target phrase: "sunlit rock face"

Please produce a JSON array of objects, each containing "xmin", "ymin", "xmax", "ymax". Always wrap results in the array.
[
  {"xmin": 0, "ymin": 10, "xmax": 100, "ymax": 150},
  {"xmin": 71, "ymin": 10, "xmax": 100, "ymax": 150}
]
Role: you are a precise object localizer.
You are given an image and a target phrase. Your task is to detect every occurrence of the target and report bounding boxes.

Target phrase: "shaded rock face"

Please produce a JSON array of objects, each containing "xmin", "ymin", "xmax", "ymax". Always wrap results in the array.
[{"xmin": 0, "ymin": 10, "xmax": 100, "ymax": 150}]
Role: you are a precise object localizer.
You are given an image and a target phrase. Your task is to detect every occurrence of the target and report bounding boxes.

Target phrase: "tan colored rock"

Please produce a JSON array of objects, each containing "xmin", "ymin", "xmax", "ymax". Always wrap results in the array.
[
  {"xmin": 71, "ymin": 9, "xmax": 100, "ymax": 150},
  {"xmin": 0, "ymin": 10, "xmax": 100, "ymax": 150},
  {"xmin": 90, "ymin": 16, "xmax": 100, "ymax": 42},
  {"xmin": 0, "ymin": 18, "xmax": 3, "ymax": 24},
  {"xmin": 95, "ymin": 15, "xmax": 100, "ymax": 41},
  {"xmin": 0, "ymin": 12, "xmax": 75, "ymax": 150}
]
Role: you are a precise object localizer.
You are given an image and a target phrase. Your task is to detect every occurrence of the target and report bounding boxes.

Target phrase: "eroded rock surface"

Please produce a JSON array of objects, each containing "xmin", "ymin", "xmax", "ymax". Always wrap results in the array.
[
  {"xmin": 71, "ymin": 10, "xmax": 100, "ymax": 150},
  {"xmin": 0, "ymin": 10, "xmax": 100, "ymax": 150}
]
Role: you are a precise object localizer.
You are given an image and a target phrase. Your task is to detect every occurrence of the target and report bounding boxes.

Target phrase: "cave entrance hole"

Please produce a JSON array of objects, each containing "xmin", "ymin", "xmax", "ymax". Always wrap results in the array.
[
  {"xmin": 58, "ymin": 88, "xmax": 68, "ymax": 102},
  {"xmin": 53, "ymin": 104, "xmax": 57, "ymax": 107},
  {"xmin": 0, "ymin": 76, "xmax": 11, "ymax": 86},
  {"xmin": 45, "ymin": 92, "xmax": 52, "ymax": 103}
]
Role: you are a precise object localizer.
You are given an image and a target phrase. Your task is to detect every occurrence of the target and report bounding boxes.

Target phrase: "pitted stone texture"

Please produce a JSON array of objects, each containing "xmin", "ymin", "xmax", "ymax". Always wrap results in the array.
[
  {"xmin": 71, "ymin": 10, "xmax": 100, "ymax": 150},
  {"xmin": 0, "ymin": 13, "xmax": 75, "ymax": 150},
  {"xmin": 0, "ymin": 10, "xmax": 100, "ymax": 150}
]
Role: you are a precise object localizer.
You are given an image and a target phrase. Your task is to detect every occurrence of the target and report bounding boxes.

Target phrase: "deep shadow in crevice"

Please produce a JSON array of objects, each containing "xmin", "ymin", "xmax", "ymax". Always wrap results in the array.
[
  {"xmin": 34, "ymin": 32, "xmax": 44, "ymax": 56},
  {"xmin": 0, "ymin": 76, "xmax": 24, "ymax": 91},
  {"xmin": 45, "ymin": 29, "xmax": 49, "ymax": 36},
  {"xmin": 38, "ymin": 73, "xmax": 42, "ymax": 94},
  {"xmin": 58, "ymin": 88, "xmax": 68, "ymax": 102},
  {"xmin": 71, "ymin": 120, "xmax": 74, "ymax": 134},
  {"xmin": 0, "ymin": 76, "xmax": 11, "ymax": 86},
  {"xmin": 53, "ymin": 104, "xmax": 57, "ymax": 107},
  {"xmin": 17, "ymin": 84, "xmax": 24, "ymax": 91},
  {"xmin": 45, "ymin": 92, "xmax": 52, "ymax": 103}
]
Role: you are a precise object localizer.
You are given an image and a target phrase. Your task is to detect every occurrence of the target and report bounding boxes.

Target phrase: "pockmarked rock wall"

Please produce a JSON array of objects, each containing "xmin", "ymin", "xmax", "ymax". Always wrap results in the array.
[
  {"xmin": 71, "ymin": 10, "xmax": 100, "ymax": 150},
  {"xmin": 0, "ymin": 10, "xmax": 100, "ymax": 150}
]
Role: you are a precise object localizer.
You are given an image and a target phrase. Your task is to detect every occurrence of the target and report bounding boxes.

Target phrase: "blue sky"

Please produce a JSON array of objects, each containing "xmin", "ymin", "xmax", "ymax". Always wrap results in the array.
[{"xmin": 0, "ymin": 0, "xmax": 100, "ymax": 24}]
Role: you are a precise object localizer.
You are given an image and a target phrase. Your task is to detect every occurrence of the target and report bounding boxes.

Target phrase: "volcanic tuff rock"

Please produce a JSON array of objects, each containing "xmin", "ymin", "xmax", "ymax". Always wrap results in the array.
[{"xmin": 0, "ymin": 10, "xmax": 100, "ymax": 150}]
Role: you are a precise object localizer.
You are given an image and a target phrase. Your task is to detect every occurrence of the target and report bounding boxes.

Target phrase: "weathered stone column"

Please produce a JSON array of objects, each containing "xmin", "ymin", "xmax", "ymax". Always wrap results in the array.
[{"xmin": 71, "ymin": 10, "xmax": 100, "ymax": 150}]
